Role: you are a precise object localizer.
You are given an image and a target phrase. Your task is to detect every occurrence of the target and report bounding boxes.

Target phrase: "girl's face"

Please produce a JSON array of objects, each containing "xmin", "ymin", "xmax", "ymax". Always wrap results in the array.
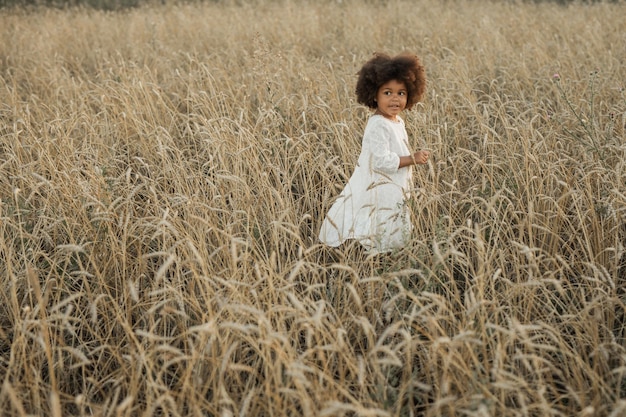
[{"xmin": 375, "ymin": 79, "xmax": 407, "ymax": 121}]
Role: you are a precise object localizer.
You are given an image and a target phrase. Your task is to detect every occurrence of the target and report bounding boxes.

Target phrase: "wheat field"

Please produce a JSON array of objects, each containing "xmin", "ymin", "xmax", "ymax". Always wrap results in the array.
[{"xmin": 0, "ymin": 0, "xmax": 625, "ymax": 416}]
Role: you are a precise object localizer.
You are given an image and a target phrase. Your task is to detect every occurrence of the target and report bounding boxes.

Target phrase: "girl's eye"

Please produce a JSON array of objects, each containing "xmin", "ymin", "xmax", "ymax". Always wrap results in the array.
[{"xmin": 399, "ymin": 91, "xmax": 406, "ymax": 96}]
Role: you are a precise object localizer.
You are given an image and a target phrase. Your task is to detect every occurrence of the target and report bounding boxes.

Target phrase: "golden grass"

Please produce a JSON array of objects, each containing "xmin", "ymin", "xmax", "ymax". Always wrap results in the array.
[{"xmin": 0, "ymin": 0, "xmax": 625, "ymax": 415}]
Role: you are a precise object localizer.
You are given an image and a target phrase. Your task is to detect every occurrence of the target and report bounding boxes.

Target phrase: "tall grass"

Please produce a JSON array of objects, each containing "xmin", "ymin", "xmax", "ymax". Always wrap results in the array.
[{"xmin": 0, "ymin": 0, "xmax": 625, "ymax": 416}]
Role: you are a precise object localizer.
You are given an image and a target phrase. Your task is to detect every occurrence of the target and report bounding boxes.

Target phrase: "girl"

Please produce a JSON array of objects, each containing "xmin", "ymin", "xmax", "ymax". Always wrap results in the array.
[{"xmin": 318, "ymin": 52, "xmax": 429, "ymax": 254}]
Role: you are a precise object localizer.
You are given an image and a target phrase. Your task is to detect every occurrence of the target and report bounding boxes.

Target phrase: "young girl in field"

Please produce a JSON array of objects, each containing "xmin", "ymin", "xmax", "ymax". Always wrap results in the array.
[{"xmin": 318, "ymin": 52, "xmax": 429, "ymax": 254}]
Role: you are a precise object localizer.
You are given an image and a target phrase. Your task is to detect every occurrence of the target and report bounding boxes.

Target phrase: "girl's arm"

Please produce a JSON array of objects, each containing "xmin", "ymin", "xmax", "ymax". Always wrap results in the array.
[{"xmin": 398, "ymin": 150, "xmax": 430, "ymax": 168}]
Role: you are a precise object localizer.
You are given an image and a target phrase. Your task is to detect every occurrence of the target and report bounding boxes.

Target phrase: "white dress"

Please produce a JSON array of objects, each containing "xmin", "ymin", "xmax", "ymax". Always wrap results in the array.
[{"xmin": 319, "ymin": 114, "xmax": 414, "ymax": 254}]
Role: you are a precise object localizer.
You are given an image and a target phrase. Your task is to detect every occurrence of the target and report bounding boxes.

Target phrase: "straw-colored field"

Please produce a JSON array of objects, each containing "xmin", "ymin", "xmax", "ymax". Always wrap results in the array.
[{"xmin": 0, "ymin": 0, "xmax": 625, "ymax": 415}]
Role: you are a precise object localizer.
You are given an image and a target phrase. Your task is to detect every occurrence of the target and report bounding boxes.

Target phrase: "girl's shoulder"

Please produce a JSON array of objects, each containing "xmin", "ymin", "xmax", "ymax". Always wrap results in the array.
[{"xmin": 363, "ymin": 115, "xmax": 406, "ymax": 142}]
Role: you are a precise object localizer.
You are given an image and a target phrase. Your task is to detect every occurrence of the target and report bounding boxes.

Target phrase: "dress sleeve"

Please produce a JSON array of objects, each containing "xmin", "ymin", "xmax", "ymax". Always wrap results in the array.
[{"xmin": 365, "ymin": 121, "xmax": 400, "ymax": 174}]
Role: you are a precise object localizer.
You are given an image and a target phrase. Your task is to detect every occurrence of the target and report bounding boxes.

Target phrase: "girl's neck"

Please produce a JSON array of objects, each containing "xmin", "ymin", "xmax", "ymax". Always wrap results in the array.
[{"xmin": 374, "ymin": 110, "xmax": 399, "ymax": 122}]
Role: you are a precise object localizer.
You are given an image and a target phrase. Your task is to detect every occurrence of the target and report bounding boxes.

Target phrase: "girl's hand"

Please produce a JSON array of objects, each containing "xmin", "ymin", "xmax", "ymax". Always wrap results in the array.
[
  {"xmin": 413, "ymin": 150, "xmax": 430, "ymax": 164},
  {"xmin": 398, "ymin": 150, "xmax": 431, "ymax": 168}
]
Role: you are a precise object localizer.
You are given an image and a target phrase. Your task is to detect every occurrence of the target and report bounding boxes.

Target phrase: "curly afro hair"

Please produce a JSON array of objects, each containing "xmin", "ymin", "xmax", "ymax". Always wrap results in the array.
[{"xmin": 355, "ymin": 52, "xmax": 426, "ymax": 111}]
